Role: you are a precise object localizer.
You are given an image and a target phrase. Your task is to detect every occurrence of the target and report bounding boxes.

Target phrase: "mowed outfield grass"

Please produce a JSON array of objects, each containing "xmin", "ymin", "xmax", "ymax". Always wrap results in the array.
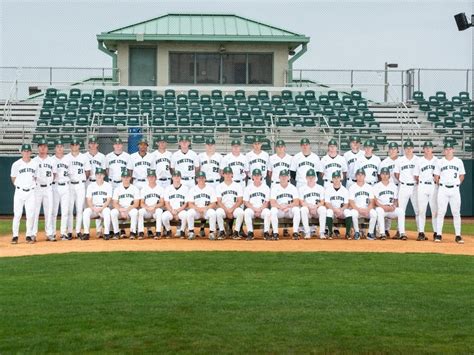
[{"xmin": 0, "ymin": 252, "xmax": 473, "ymax": 353}]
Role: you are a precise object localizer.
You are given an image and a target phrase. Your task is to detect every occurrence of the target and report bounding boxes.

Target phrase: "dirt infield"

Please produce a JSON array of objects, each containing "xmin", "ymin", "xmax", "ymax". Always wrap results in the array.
[{"xmin": 1, "ymin": 229, "xmax": 473, "ymax": 257}]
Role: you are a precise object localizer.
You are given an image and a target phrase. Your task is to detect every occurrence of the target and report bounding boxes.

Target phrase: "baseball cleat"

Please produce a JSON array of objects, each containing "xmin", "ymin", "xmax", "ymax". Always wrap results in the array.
[
  {"xmin": 76, "ymin": 232, "xmax": 83, "ymax": 240},
  {"xmin": 455, "ymin": 235, "xmax": 464, "ymax": 244},
  {"xmin": 26, "ymin": 236, "xmax": 34, "ymax": 244},
  {"xmin": 112, "ymin": 233, "xmax": 120, "ymax": 240},
  {"xmin": 320, "ymin": 234, "xmax": 327, "ymax": 240},
  {"xmin": 283, "ymin": 229, "xmax": 289, "ymax": 238},
  {"xmin": 380, "ymin": 233, "xmax": 387, "ymax": 241},
  {"xmin": 208, "ymin": 232, "xmax": 216, "ymax": 241},
  {"xmin": 138, "ymin": 232, "xmax": 145, "ymax": 240},
  {"xmin": 165, "ymin": 230, "xmax": 172, "ymax": 239},
  {"xmin": 393, "ymin": 231, "xmax": 400, "ymax": 240},
  {"xmin": 11, "ymin": 236, "xmax": 18, "ymax": 244},
  {"xmin": 333, "ymin": 229, "xmax": 341, "ymax": 239},
  {"xmin": 176, "ymin": 231, "xmax": 185, "ymax": 239},
  {"xmin": 82, "ymin": 233, "xmax": 90, "ymax": 241},
  {"xmin": 239, "ymin": 230, "xmax": 247, "ymax": 239},
  {"xmin": 272, "ymin": 233, "xmax": 280, "ymax": 241},
  {"xmin": 292, "ymin": 232, "xmax": 300, "ymax": 240},
  {"xmin": 434, "ymin": 235, "xmax": 442, "ymax": 243},
  {"xmin": 217, "ymin": 231, "xmax": 226, "ymax": 240},
  {"xmin": 129, "ymin": 232, "xmax": 137, "ymax": 240},
  {"xmin": 200, "ymin": 227, "xmax": 206, "ymax": 238},
  {"xmin": 433, "ymin": 233, "xmax": 438, "ymax": 241},
  {"xmin": 46, "ymin": 235, "xmax": 56, "ymax": 242},
  {"xmin": 400, "ymin": 234, "xmax": 408, "ymax": 241},
  {"xmin": 67, "ymin": 233, "xmax": 73, "ymax": 240},
  {"xmin": 354, "ymin": 232, "xmax": 360, "ymax": 240},
  {"xmin": 246, "ymin": 231, "xmax": 254, "ymax": 241},
  {"xmin": 385, "ymin": 230, "xmax": 391, "ymax": 239},
  {"xmin": 147, "ymin": 230, "xmax": 154, "ymax": 238},
  {"xmin": 417, "ymin": 232, "xmax": 426, "ymax": 241},
  {"xmin": 104, "ymin": 234, "xmax": 110, "ymax": 241},
  {"xmin": 154, "ymin": 232, "xmax": 161, "ymax": 240},
  {"xmin": 366, "ymin": 233, "xmax": 376, "ymax": 241},
  {"xmin": 61, "ymin": 234, "xmax": 68, "ymax": 241},
  {"xmin": 304, "ymin": 234, "xmax": 311, "ymax": 240},
  {"xmin": 232, "ymin": 231, "xmax": 241, "ymax": 240},
  {"xmin": 188, "ymin": 232, "xmax": 195, "ymax": 240},
  {"xmin": 263, "ymin": 232, "xmax": 271, "ymax": 240},
  {"xmin": 345, "ymin": 234, "xmax": 352, "ymax": 240}
]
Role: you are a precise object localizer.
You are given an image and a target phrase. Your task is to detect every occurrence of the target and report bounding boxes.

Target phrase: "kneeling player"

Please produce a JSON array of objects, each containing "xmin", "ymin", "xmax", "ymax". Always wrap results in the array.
[
  {"xmin": 348, "ymin": 169, "xmax": 377, "ymax": 240},
  {"xmin": 216, "ymin": 167, "xmax": 244, "ymax": 240},
  {"xmin": 162, "ymin": 171, "xmax": 189, "ymax": 238},
  {"xmin": 187, "ymin": 172, "xmax": 217, "ymax": 240},
  {"xmin": 83, "ymin": 168, "xmax": 112, "ymax": 240},
  {"xmin": 373, "ymin": 167, "xmax": 403, "ymax": 240},
  {"xmin": 110, "ymin": 170, "xmax": 140, "ymax": 239},
  {"xmin": 325, "ymin": 171, "xmax": 352, "ymax": 239},
  {"xmin": 299, "ymin": 169, "xmax": 327, "ymax": 239},
  {"xmin": 270, "ymin": 170, "xmax": 301, "ymax": 240},
  {"xmin": 244, "ymin": 169, "xmax": 271, "ymax": 241},
  {"xmin": 138, "ymin": 169, "xmax": 164, "ymax": 240}
]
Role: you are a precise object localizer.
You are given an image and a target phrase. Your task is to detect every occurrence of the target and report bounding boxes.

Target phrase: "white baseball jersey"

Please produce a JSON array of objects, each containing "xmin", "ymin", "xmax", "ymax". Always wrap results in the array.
[
  {"xmin": 152, "ymin": 150, "xmax": 172, "ymax": 180},
  {"xmin": 270, "ymin": 183, "xmax": 299, "ymax": 205},
  {"xmin": 128, "ymin": 152, "xmax": 155, "ymax": 181},
  {"xmin": 434, "ymin": 157, "xmax": 465, "ymax": 185},
  {"xmin": 216, "ymin": 181, "xmax": 243, "ymax": 209},
  {"xmin": 325, "ymin": 185, "xmax": 349, "ymax": 209},
  {"xmin": 268, "ymin": 153, "xmax": 292, "ymax": 184},
  {"xmin": 140, "ymin": 184, "xmax": 164, "ymax": 207},
  {"xmin": 86, "ymin": 181, "xmax": 113, "ymax": 207},
  {"xmin": 354, "ymin": 155, "xmax": 381, "ymax": 184},
  {"xmin": 246, "ymin": 150, "xmax": 269, "ymax": 176},
  {"xmin": 187, "ymin": 184, "xmax": 217, "ymax": 207},
  {"xmin": 85, "ymin": 151, "xmax": 106, "ymax": 178},
  {"xmin": 320, "ymin": 154, "xmax": 348, "ymax": 182},
  {"xmin": 112, "ymin": 184, "xmax": 140, "ymax": 208},
  {"xmin": 243, "ymin": 182, "xmax": 270, "ymax": 208},
  {"xmin": 198, "ymin": 152, "xmax": 223, "ymax": 181},
  {"xmin": 290, "ymin": 152, "xmax": 322, "ymax": 186},
  {"xmin": 394, "ymin": 155, "xmax": 419, "ymax": 184},
  {"xmin": 171, "ymin": 150, "xmax": 199, "ymax": 179},
  {"xmin": 11, "ymin": 158, "xmax": 38, "ymax": 189},
  {"xmin": 53, "ymin": 155, "xmax": 70, "ymax": 184},
  {"xmin": 349, "ymin": 183, "xmax": 374, "ymax": 208},
  {"xmin": 373, "ymin": 181, "xmax": 398, "ymax": 206},
  {"xmin": 66, "ymin": 153, "xmax": 91, "ymax": 183},
  {"xmin": 344, "ymin": 150, "xmax": 364, "ymax": 180},
  {"xmin": 164, "ymin": 184, "xmax": 189, "ymax": 209},
  {"xmin": 299, "ymin": 184, "xmax": 325, "ymax": 205},
  {"xmin": 33, "ymin": 156, "xmax": 56, "ymax": 186},
  {"xmin": 220, "ymin": 153, "xmax": 248, "ymax": 181},
  {"xmin": 106, "ymin": 151, "xmax": 130, "ymax": 182},
  {"xmin": 414, "ymin": 156, "xmax": 438, "ymax": 183},
  {"xmin": 379, "ymin": 156, "xmax": 399, "ymax": 184}
]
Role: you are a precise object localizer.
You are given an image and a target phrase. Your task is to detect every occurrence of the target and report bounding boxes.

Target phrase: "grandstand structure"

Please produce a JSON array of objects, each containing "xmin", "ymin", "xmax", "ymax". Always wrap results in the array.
[{"xmin": 0, "ymin": 13, "xmax": 472, "ymax": 158}]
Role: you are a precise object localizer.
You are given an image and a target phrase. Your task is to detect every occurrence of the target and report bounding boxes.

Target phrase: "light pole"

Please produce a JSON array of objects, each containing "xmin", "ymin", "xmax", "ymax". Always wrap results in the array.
[{"xmin": 384, "ymin": 62, "xmax": 398, "ymax": 102}]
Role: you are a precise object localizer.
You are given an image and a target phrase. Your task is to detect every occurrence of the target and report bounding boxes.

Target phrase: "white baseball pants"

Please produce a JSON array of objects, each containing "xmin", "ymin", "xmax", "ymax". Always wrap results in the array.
[
  {"xmin": 216, "ymin": 207, "xmax": 244, "ymax": 232},
  {"xmin": 270, "ymin": 206, "xmax": 301, "ymax": 234},
  {"xmin": 300, "ymin": 205, "xmax": 327, "ymax": 237},
  {"xmin": 418, "ymin": 183, "xmax": 438, "ymax": 234},
  {"xmin": 68, "ymin": 183, "xmax": 86, "ymax": 234},
  {"xmin": 375, "ymin": 206, "xmax": 403, "ymax": 234},
  {"xmin": 12, "ymin": 187, "xmax": 36, "ymax": 238},
  {"xmin": 52, "ymin": 183, "xmax": 70, "ymax": 236},
  {"xmin": 244, "ymin": 208, "xmax": 271, "ymax": 233},
  {"xmin": 83, "ymin": 207, "xmax": 111, "ymax": 234},
  {"xmin": 110, "ymin": 208, "xmax": 138, "ymax": 234},
  {"xmin": 162, "ymin": 210, "xmax": 188, "ymax": 232},
  {"xmin": 138, "ymin": 208, "xmax": 164, "ymax": 233},
  {"xmin": 187, "ymin": 209, "xmax": 217, "ymax": 232},
  {"xmin": 437, "ymin": 186, "xmax": 461, "ymax": 236},
  {"xmin": 351, "ymin": 208, "xmax": 377, "ymax": 234},
  {"xmin": 33, "ymin": 185, "xmax": 54, "ymax": 237}
]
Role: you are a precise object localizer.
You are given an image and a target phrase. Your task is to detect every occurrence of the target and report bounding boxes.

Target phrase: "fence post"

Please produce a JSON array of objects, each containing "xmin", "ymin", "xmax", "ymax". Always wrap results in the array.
[
  {"xmin": 350, "ymin": 70, "xmax": 354, "ymax": 88},
  {"xmin": 102, "ymin": 68, "xmax": 105, "ymax": 86},
  {"xmin": 49, "ymin": 67, "xmax": 53, "ymax": 86},
  {"xmin": 466, "ymin": 70, "xmax": 470, "ymax": 92},
  {"xmin": 417, "ymin": 69, "xmax": 420, "ymax": 92}
]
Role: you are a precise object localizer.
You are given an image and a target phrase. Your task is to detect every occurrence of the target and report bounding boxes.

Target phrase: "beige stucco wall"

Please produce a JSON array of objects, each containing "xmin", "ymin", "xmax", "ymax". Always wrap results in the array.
[{"xmin": 116, "ymin": 41, "xmax": 289, "ymax": 86}]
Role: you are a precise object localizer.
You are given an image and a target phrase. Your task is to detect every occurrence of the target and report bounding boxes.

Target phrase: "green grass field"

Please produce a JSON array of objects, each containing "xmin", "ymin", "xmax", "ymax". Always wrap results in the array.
[{"xmin": 1, "ymin": 252, "xmax": 473, "ymax": 353}]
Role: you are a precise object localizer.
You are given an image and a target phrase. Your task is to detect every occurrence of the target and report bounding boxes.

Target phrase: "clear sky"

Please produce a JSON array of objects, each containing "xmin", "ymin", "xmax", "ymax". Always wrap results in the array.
[{"xmin": 0, "ymin": 0, "xmax": 472, "ymax": 99}]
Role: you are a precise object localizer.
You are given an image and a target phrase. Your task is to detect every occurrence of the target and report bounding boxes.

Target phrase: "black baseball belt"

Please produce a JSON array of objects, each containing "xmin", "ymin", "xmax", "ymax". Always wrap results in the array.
[
  {"xmin": 16, "ymin": 187, "xmax": 34, "ymax": 192},
  {"xmin": 440, "ymin": 184, "xmax": 459, "ymax": 188},
  {"xmin": 70, "ymin": 181, "xmax": 85, "ymax": 185},
  {"xmin": 400, "ymin": 182, "xmax": 415, "ymax": 186}
]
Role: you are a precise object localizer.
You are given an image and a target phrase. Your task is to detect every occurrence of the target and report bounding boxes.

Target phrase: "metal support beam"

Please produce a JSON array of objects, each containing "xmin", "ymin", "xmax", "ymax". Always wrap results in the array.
[{"xmin": 287, "ymin": 43, "xmax": 307, "ymax": 85}]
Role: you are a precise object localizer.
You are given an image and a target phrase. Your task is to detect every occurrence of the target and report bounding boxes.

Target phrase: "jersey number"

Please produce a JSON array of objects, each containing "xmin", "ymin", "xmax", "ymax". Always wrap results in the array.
[
  {"xmin": 78, "ymin": 168, "xmax": 84, "ymax": 175},
  {"xmin": 188, "ymin": 165, "xmax": 194, "ymax": 171}
]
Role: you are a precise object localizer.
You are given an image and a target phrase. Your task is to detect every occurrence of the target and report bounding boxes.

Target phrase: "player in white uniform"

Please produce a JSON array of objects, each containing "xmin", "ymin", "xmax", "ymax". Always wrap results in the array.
[
  {"xmin": 373, "ymin": 167, "xmax": 403, "ymax": 240},
  {"xmin": 128, "ymin": 138, "xmax": 154, "ymax": 191},
  {"xmin": 344, "ymin": 136, "xmax": 364, "ymax": 189},
  {"xmin": 51, "ymin": 139, "xmax": 71, "ymax": 241},
  {"xmin": 324, "ymin": 171, "xmax": 352, "ymax": 239},
  {"xmin": 354, "ymin": 140, "xmax": 381, "ymax": 186},
  {"xmin": 243, "ymin": 169, "xmax": 271, "ymax": 241},
  {"xmin": 171, "ymin": 135, "xmax": 199, "ymax": 189},
  {"xmin": 82, "ymin": 168, "xmax": 112, "ymax": 240},
  {"xmin": 379, "ymin": 142, "xmax": 400, "ymax": 185},
  {"xmin": 299, "ymin": 169, "xmax": 327, "ymax": 239},
  {"xmin": 110, "ymin": 170, "xmax": 140, "ymax": 239},
  {"xmin": 246, "ymin": 136, "xmax": 270, "ymax": 182},
  {"xmin": 152, "ymin": 135, "xmax": 172, "ymax": 189},
  {"xmin": 394, "ymin": 140, "xmax": 419, "ymax": 240},
  {"xmin": 198, "ymin": 138, "xmax": 223, "ymax": 190},
  {"xmin": 10, "ymin": 144, "xmax": 38, "ymax": 244},
  {"xmin": 162, "ymin": 171, "xmax": 189, "ymax": 238},
  {"xmin": 270, "ymin": 170, "xmax": 301, "ymax": 240},
  {"xmin": 434, "ymin": 142, "xmax": 465, "ymax": 244},
  {"xmin": 348, "ymin": 169, "xmax": 377, "ymax": 240},
  {"xmin": 66, "ymin": 138, "xmax": 91, "ymax": 239},
  {"xmin": 105, "ymin": 138, "xmax": 130, "ymax": 189},
  {"xmin": 216, "ymin": 167, "xmax": 244, "ymax": 240},
  {"xmin": 85, "ymin": 136, "xmax": 106, "ymax": 186},
  {"xmin": 186, "ymin": 172, "xmax": 217, "ymax": 240},
  {"xmin": 290, "ymin": 138, "xmax": 322, "ymax": 188},
  {"xmin": 32, "ymin": 139, "xmax": 57, "ymax": 242},
  {"xmin": 220, "ymin": 140, "xmax": 248, "ymax": 189},
  {"xmin": 268, "ymin": 140, "xmax": 292, "ymax": 187},
  {"xmin": 320, "ymin": 139, "xmax": 348, "ymax": 188},
  {"xmin": 414, "ymin": 141, "xmax": 439, "ymax": 241},
  {"xmin": 137, "ymin": 169, "xmax": 164, "ymax": 240}
]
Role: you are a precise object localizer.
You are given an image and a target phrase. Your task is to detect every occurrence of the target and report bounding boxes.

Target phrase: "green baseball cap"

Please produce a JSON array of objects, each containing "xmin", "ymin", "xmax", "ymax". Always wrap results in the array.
[
  {"xmin": 231, "ymin": 139, "xmax": 241, "ymax": 146},
  {"xmin": 279, "ymin": 169, "xmax": 290, "ymax": 176},
  {"xmin": 388, "ymin": 142, "xmax": 399, "ymax": 149},
  {"xmin": 71, "ymin": 138, "xmax": 80, "ymax": 145},
  {"xmin": 95, "ymin": 167, "xmax": 106, "ymax": 175},
  {"xmin": 205, "ymin": 138, "xmax": 216, "ymax": 145},
  {"xmin": 403, "ymin": 140, "xmax": 414, "ymax": 148},
  {"xmin": 380, "ymin": 167, "xmax": 390, "ymax": 175},
  {"xmin": 275, "ymin": 140, "xmax": 286, "ymax": 147},
  {"xmin": 306, "ymin": 169, "xmax": 316, "ymax": 177},
  {"xmin": 350, "ymin": 136, "xmax": 361, "ymax": 143},
  {"xmin": 423, "ymin": 141, "xmax": 434, "ymax": 148},
  {"xmin": 121, "ymin": 169, "xmax": 131, "ymax": 177},
  {"xmin": 172, "ymin": 170, "xmax": 182, "ymax": 177},
  {"xmin": 444, "ymin": 142, "xmax": 454, "ymax": 149},
  {"xmin": 113, "ymin": 137, "xmax": 123, "ymax": 144},
  {"xmin": 21, "ymin": 143, "xmax": 32, "ymax": 151},
  {"xmin": 179, "ymin": 135, "xmax": 191, "ymax": 142},
  {"xmin": 37, "ymin": 138, "xmax": 48, "ymax": 146},
  {"xmin": 137, "ymin": 138, "xmax": 148, "ymax": 145},
  {"xmin": 147, "ymin": 169, "xmax": 156, "ymax": 177},
  {"xmin": 223, "ymin": 166, "xmax": 233, "ymax": 174},
  {"xmin": 364, "ymin": 140, "xmax": 375, "ymax": 148},
  {"xmin": 196, "ymin": 171, "xmax": 206, "ymax": 179},
  {"xmin": 332, "ymin": 171, "xmax": 341, "ymax": 178},
  {"xmin": 54, "ymin": 139, "xmax": 63, "ymax": 146},
  {"xmin": 328, "ymin": 138, "xmax": 338, "ymax": 146},
  {"xmin": 252, "ymin": 168, "xmax": 262, "ymax": 176},
  {"xmin": 253, "ymin": 136, "xmax": 263, "ymax": 143},
  {"xmin": 356, "ymin": 168, "xmax": 366, "ymax": 175},
  {"xmin": 300, "ymin": 138, "xmax": 310, "ymax": 145},
  {"xmin": 88, "ymin": 136, "xmax": 98, "ymax": 143},
  {"xmin": 155, "ymin": 135, "xmax": 166, "ymax": 142}
]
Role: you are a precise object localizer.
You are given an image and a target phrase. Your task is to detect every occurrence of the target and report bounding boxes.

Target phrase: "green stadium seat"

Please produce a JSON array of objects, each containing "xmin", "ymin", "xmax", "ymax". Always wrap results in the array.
[
  {"xmin": 127, "ymin": 116, "xmax": 140, "ymax": 126},
  {"xmin": 61, "ymin": 121, "xmax": 75, "ymax": 133},
  {"xmin": 166, "ymin": 135, "xmax": 178, "ymax": 144},
  {"xmin": 465, "ymin": 140, "xmax": 473, "ymax": 152},
  {"xmin": 304, "ymin": 90, "xmax": 316, "ymax": 101},
  {"xmin": 322, "ymin": 107, "xmax": 335, "ymax": 116},
  {"xmin": 224, "ymin": 95, "xmax": 236, "ymax": 106},
  {"xmin": 412, "ymin": 91, "xmax": 424, "ymax": 103},
  {"xmin": 92, "ymin": 89, "xmax": 104, "ymax": 100},
  {"xmin": 53, "ymin": 104, "xmax": 66, "ymax": 115},
  {"xmin": 234, "ymin": 90, "xmax": 246, "ymax": 101},
  {"xmin": 435, "ymin": 107, "xmax": 447, "ymax": 117},
  {"xmin": 308, "ymin": 102, "xmax": 321, "ymax": 114},
  {"xmin": 64, "ymin": 110, "xmax": 77, "ymax": 121},
  {"xmin": 77, "ymin": 105, "xmax": 90, "ymax": 116},
  {"xmin": 356, "ymin": 101, "xmax": 368, "ymax": 111},
  {"xmin": 115, "ymin": 89, "xmax": 127, "ymax": 100},
  {"xmin": 165, "ymin": 111, "xmax": 177, "ymax": 121},
  {"xmin": 351, "ymin": 91, "xmax": 363, "ymax": 101},
  {"xmin": 177, "ymin": 106, "xmax": 189, "ymax": 116},
  {"xmin": 332, "ymin": 101, "xmax": 344, "ymax": 111},
  {"xmin": 42, "ymin": 98, "xmax": 55, "ymax": 109},
  {"xmin": 56, "ymin": 93, "xmax": 68, "ymax": 104},
  {"xmin": 164, "ymin": 101, "xmax": 176, "ymax": 111},
  {"xmin": 153, "ymin": 95, "xmax": 165, "ymax": 105},
  {"xmin": 270, "ymin": 95, "xmax": 282, "ymax": 106},
  {"xmin": 258, "ymin": 90, "xmax": 269, "ymax": 101},
  {"xmin": 92, "ymin": 100, "xmax": 103, "ymax": 110},
  {"xmin": 427, "ymin": 112, "xmax": 439, "ymax": 123},
  {"xmin": 418, "ymin": 102, "xmax": 431, "ymax": 112},
  {"xmin": 202, "ymin": 106, "xmax": 213, "ymax": 116},
  {"xmin": 276, "ymin": 117, "xmax": 290, "ymax": 126},
  {"xmin": 452, "ymin": 112, "xmax": 464, "ymax": 122},
  {"xmin": 212, "ymin": 89, "xmax": 223, "ymax": 101},
  {"xmin": 200, "ymin": 95, "xmax": 212, "ymax": 106},
  {"xmin": 213, "ymin": 101, "xmax": 225, "ymax": 112},
  {"xmin": 203, "ymin": 117, "xmax": 215, "ymax": 127},
  {"xmin": 328, "ymin": 117, "xmax": 340, "ymax": 127},
  {"xmin": 50, "ymin": 115, "xmax": 62, "ymax": 126},
  {"xmin": 327, "ymin": 90, "xmax": 339, "ymax": 101},
  {"xmin": 189, "ymin": 112, "xmax": 201, "ymax": 122},
  {"xmin": 444, "ymin": 117, "xmax": 456, "ymax": 128},
  {"xmin": 368, "ymin": 121, "xmax": 381, "ymax": 133},
  {"xmin": 141, "ymin": 101, "xmax": 152, "ymax": 111},
  {"xmin": 251, "ymin": 107, "xmax": 263, "ymax": 116},
  {"xmin": 129, "ymin": 95, "xmax": 140, "ymax": 105},
  {"xmin": 353, "ymin": 117, "xmax": 365, "ymax": 127},
  {"xmin": 176, "ymin": 94, "xmax": 188, "ymax": 106},
  {"xmin": 281, "ymin": 90, "xmax": 293, "ymax": 101},
  {"xmin": 347, "ymin": 106, "xmax": 359, "ymax": 117},
  {"xmin": 153, "ymin": 106, "xmax": 165, "ymax": 116},
  {"xmin": 152, "ymin": 116, "xmax": 165, "ymax": 126},
  {"xmin": 253, "ymin": 117, "xmax": 266, "ymax": 127},
  {"xmin": 436, "ymin": 91, "xmax": 447, "ymax": 102},
  {"xmin": 284, "ymin": 102, "xmax": 297, "ymax": 114},
  {"xmin": 375, "ymin": 135, "xmax": 388, "ymax": 146},
  {"xmin": 45, "ymin": 88, "xmax": 58, "ymax": 99},
  {"xmin": 192, "ymin": 135, "xmax": 205, "ymax": 144},
  {"xmin": 139, "ymin": 89, "xmax": 152, "ymax": 101},
  {"xmin": 460, "ymin": 107, "xmax": 472, "ymax": 117},
  {"xmin": 76, "ymin": 116, "xmax": 89, "ymax": 126},
  {"xmin": 434, "ymin": 122, "xmax": 447, "ymax": 134},
  {"xmin": 101, "ymin": 116, "xmax": 115, "ymax": 125},
  {"xmin": 164, "ymin": 89, "xmax": 175, "ymax": 100},
  {"xmin": 240, "ymin": 112, "xmax": 252, "ymax": 122},
  {"xmin": 303, "ymin": 117, "xmax": 316, "ymax": 127},
  {"xmin": 443, "ymin": 136, "xmax": 457, "ymax": 146},
  {"xmin": 81, "ymin": 93, "xmax": 92, "ymax": 105},
  {"xmin": 451, "ymin": 96, "xmax": 463, "ymax": 106},
  {"xmin": 318, "ymin": 95, "xmax": 330, "ymax": 106},
  {"xmin": 225, "ymin": 107, "xmax": 237, "ymax": 117},
  {"xmin": 128, "ymin": 105, "xmax": 140, "ymax": 115},
  {"xmin": 298, "ymin": 106, "xmax": 310, "ymax": 116},
  {"xmin": 248, "ymin": 95, "xmax": 259, "ymax": 106},
  {"xmin": 274, "ymin": 107, "xmax": 286, "ymax": 116},
  {"xmin": 338, "ymin": 112, "xmax": 350, "ymax": 122},
  {"xmin": 104, "ymin": 94, "xmax": 115, "ymax": 105},
  {"xmin": 187, "ymin": 89, "xmax": 199, "ymax": 101},
  {"xmin": 362, "ymin": 111, "xmax": 375, "ymax": 121},
  {"xmin": 67, "ymin": 99, "xmax": 79, "ymax": 110},
  {"xmin": 442, "ymin": 101, "xmax": 455, "ymax": 112},
  {"xmin": 428, "ymin": 96, "xmax": 439, "ymax": 107},
  {"xmin": 116, "ymin": 100, "xmax": 128, "ymax": 111},
  {"xmin": 69, "ymin": 88, "xmax": 81, "ymax": 99},
  {"xmin": 39, "ymin": 109, "xmax": 52, "ymax": 120},
  {"xmin": 178, "ymin": 117, "xmax": 190, "ymax": 126},
  {"xmin": 342, "ymin": 95, "xmax": 353, "ymax": 106},
  {"xmin": 294, "ymin": 95, "xmax": 306, "ymax": 106},
  {"xmin": 459, "ymin": 91, "xmax": 470, "ymax": 102}
]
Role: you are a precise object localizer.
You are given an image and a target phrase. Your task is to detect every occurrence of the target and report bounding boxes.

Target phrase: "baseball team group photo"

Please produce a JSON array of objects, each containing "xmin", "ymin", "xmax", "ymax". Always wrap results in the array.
[{"xmin": 1, "ymin": 0, "xmax": 473, "ymax": 353}]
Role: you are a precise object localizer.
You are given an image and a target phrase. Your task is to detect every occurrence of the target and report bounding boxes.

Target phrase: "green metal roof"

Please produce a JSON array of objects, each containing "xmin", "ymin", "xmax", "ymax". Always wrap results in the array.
[{"xmin": 97, "ymin": 13, "xmax": 309, "ymax": 46}]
